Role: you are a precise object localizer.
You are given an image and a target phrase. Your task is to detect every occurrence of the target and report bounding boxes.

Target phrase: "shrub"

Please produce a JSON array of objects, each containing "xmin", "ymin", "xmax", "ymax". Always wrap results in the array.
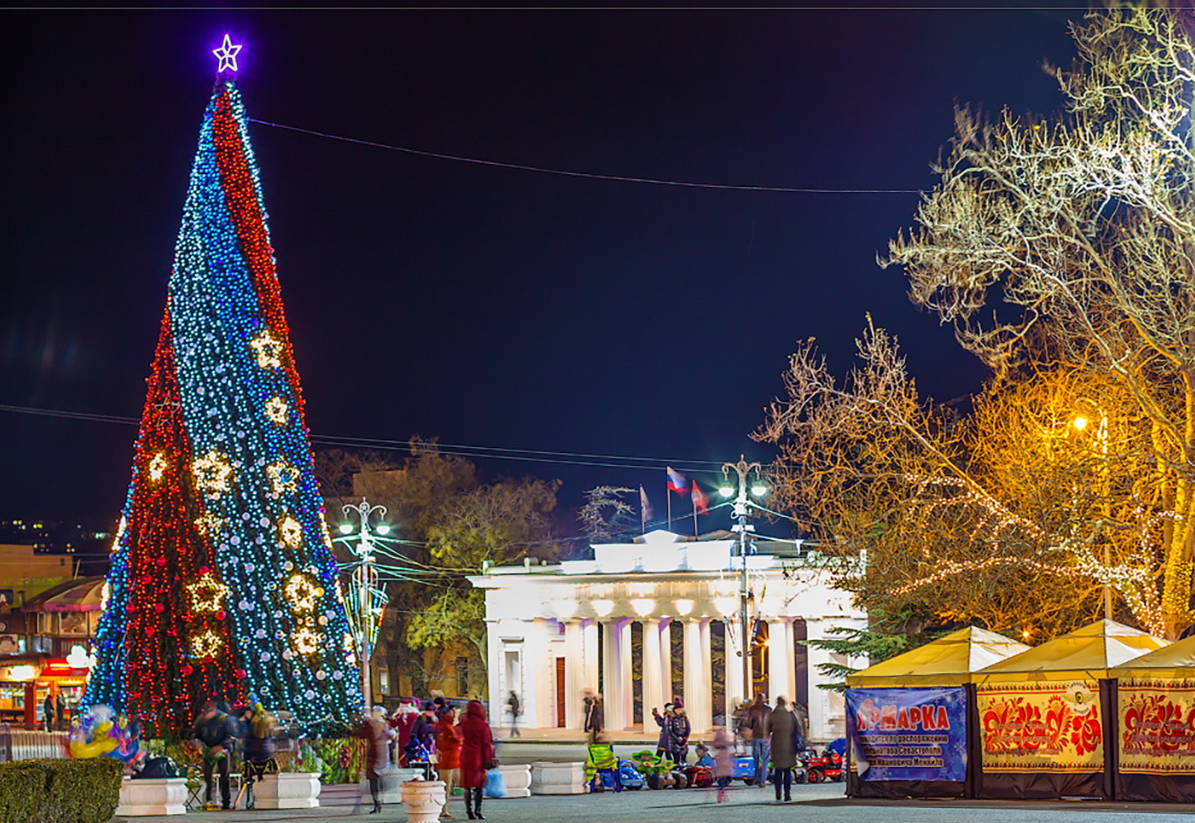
[
  {"xmin": 0, "ymin": 758, "xmax": 122, "ymax": 823},
  {"xmin": 0, "ymin": 762, "xmax": 42, "ymax": 823}
]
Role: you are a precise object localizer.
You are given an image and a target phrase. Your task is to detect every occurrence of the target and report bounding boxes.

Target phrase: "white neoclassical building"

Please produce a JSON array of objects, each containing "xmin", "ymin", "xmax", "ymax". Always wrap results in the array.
[{"xmin": 469, "ymin": 530, "xmax": 866, "ymax": 742}]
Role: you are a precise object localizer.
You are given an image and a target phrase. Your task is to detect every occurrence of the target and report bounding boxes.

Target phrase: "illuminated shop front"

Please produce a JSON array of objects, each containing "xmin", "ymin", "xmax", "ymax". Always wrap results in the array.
[{"xmin": 470, "ymin": 530, "xmax": 867, "ymax": 741}]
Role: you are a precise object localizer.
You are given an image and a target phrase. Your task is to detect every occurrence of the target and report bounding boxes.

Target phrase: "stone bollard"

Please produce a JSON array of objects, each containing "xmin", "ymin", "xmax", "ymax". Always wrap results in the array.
[
  {"xmin": 115, "ymin": 776, "xmax": 188, "ymax": 816},
  {"xmin": 400, "ymin": 779, "xmax": 446, "ymax": 823},
  {"xmin": 530, "ymin": 761, "xmax": 586, "ymax": 794},
  {"xmin": 496, "ymin": 763, "xmax": 532, "ymax": 798}
]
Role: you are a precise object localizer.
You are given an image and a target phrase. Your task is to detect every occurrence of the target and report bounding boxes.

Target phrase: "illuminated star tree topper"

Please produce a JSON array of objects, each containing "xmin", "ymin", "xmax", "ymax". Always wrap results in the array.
[{"xmin": 213, "ymin": 34, "xmax": 242, "ymax": 75}]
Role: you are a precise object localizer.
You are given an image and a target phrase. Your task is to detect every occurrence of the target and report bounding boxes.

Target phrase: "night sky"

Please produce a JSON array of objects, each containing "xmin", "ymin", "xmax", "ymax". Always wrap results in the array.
[{"xmin": 1, "ymin": 7, "xmax": 1080, "ymax": 537}]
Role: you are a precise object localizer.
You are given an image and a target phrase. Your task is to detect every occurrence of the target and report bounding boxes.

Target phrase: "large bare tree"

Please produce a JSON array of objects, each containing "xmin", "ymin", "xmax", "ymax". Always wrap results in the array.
[{"xmin": 763, "ymin": 9, "xmax": 1195, "ymax": 639}]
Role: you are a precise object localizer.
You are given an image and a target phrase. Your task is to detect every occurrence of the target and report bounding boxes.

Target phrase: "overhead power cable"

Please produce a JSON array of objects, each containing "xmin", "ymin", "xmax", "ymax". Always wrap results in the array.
[
  {"xmin": 249, "ymin": 118, "xmax": 922, "ymax": 195},
  {"xmin": 0, "ymin": 402, "xmax": 747, "ymax": 475}
]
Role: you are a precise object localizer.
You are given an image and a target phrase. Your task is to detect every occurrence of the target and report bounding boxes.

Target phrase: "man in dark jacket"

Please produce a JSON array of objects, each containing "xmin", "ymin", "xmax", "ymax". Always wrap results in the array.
[
  {"xmin": 747, "ymin": 694, "xmax": 773, "ymax": 788},
  {"xmin": 190, "ymin": 701, "xmax": 238, "ymax": 810}
]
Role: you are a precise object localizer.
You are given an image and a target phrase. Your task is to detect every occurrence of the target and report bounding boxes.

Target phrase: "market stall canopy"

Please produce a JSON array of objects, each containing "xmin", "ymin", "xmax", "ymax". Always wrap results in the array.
[
  {"xmin": 975, "ymin": 619, "xmax": 1166, "ymax": 683},
  {"xmin": 845, "ymin": 627, "xmax": 1030, "ymax": 688},
  {"xmin": 1108, "ymin": 634, "xmax": 1195, "ymax": 681},
  {"xmin": 20, "ymin": 576, "xmax": 105, "ymax": 613}
]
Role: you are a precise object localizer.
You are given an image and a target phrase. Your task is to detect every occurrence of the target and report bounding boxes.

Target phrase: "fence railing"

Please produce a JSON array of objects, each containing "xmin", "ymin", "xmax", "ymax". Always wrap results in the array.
[{"xmin": 0, "ymin": 726, "xmax": 68, "ymax": 762}]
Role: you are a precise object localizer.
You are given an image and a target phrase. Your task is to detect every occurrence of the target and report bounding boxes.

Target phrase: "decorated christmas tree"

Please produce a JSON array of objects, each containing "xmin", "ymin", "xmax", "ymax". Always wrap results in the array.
[{"xmin": 85, "ymin": 37, "xmax": 361, "ymax": 736}]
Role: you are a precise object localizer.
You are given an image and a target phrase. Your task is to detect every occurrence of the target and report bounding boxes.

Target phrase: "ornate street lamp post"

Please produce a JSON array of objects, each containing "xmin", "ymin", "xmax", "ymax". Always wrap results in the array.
[{"xmin": 719, "ymin": 456, "xmax": 768, "ymax": 701}]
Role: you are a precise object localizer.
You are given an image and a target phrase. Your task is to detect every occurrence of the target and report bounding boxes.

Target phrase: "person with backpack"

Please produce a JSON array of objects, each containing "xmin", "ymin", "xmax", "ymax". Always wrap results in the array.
[{"xmin": 189, "ymin": 700, "xmax": 238, "ymax": 810}]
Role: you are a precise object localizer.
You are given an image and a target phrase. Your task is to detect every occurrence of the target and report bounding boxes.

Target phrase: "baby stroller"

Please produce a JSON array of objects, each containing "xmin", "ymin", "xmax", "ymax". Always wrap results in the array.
[
  {"xmin": 585, "ymin": 743, "xmax": 622, "ymax": 792},
  {"xmin": 403, "ymin": 738, "xmax": 435, "ymax": 781}
]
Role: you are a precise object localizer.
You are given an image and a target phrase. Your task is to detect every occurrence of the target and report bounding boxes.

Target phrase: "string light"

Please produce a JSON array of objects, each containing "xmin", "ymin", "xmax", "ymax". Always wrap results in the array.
[
  {"xmin": 187, "ymin": 571, "xmax": 231, "ymax": 613},
  {"xmin": 148, "ymin": 453, "xmax": 167, "ymax": 481},
  {"xmin": 284, "ymin": 571, "xmax": 324, "ymax": 612},
  {"xmin": 193, "ymin": 451, "xmax": 233, "ymax": 498},
  {"xmin": 191, "ymin": 629, "xmax": 224, "ymax": 658},
  {"xmin": 278, "ymin": 515, "xmax": 303, "ymax": 549},
  {"xmin": 250, "ymin": 331, "xmax": 284, "ymax": 369},
  {"xmin": 267, "ymin": 459, "xmax": 299, "ymax": 495},
  {"xmin": 265, "ymin": 397, "xmax": 288, "ymax": 425}
]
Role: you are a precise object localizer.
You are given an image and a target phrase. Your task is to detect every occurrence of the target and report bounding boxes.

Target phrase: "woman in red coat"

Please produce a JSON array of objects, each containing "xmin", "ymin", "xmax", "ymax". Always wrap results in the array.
[
  {"xmin": 458, "ymin": 700, "xmax": 494, "ymax": 820},
  {"xmin": 435, "ymin": 707, "xmax": 463, "ymax": 819}
]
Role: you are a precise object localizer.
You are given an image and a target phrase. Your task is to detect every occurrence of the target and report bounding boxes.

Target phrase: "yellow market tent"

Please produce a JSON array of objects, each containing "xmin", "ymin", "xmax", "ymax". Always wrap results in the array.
[
  {"xmin": 847, "ymin": 627, "xmax": 1030, "ymax": 688},
  {"xmin": 1108, "ymin": 634, "xmax": 1195, "ymax": 802},
  {"xmin": 975, "ymin": 619, "xmax": 1167, "ymax": 683},
  {"xmin": 1107, "ymin": 633, "xmax": 1195, "ymax": 680},
  {"xmin": 972, "ymin": 619, "xmax": 1167, "ymax": 800},
  {"xmin": 845, "ymin": 627, "xmax": 1028, "ymax": 799}
]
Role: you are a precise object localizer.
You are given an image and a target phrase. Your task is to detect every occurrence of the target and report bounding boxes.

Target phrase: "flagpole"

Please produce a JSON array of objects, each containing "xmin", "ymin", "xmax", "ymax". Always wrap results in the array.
[
  {"xmin": 640, "ymin": 486, "xmax": 647, "ymax": 534},
  {"xmin": 667, "ymin": 477, "xmax": 672, "ymax": 531}
]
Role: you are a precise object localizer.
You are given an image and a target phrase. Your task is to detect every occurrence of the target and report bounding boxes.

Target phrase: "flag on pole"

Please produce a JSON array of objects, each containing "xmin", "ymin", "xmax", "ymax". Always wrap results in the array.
[
  {"xmin": 640, "ymin": 485, "xmax": 653, "ymax": 522},
  {"xmin": 691, "ymin": 480, "xmax": 709, "ymax": 515},
  {"xmin": 666, "ymin": 466, "xmax": 688, "ymax": 495}
]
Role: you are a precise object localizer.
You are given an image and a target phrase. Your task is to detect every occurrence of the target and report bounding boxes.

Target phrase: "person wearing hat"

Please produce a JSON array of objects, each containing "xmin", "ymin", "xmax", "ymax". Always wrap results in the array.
[
  {"xmin": 651, "ymin": 703, "xmax": 674, "ymax": 761},
  {"xmin": 407, "ymin": 701, "xmax": 438, "ymax": 776},
  {"xmin": 667, "ymin": 699, "xmax": 691, "ymax": 765}
]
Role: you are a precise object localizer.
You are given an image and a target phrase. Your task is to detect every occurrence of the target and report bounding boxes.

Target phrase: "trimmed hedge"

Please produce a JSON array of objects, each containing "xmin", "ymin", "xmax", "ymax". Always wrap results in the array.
[{"xmin": 0, "ymin": 758, "xmax": 122, "ymax": 823}]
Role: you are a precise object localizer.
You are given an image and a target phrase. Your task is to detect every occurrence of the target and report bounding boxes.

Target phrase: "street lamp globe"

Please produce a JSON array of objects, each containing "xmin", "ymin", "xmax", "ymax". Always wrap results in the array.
[
  {"xmin": 750, "ymin": 483, "xmax": 768, "ymax": 498},
  {"xmin": 338, "ymin": 523, "xmax": 354, "ymax": 535},
  {"xmin": 1072, "ymin": 415, "xmax": 1089, "ymax": 431},
  {"xmin": 718, "ymin": 483, "xmax": 735, "ymax": 498},
  {"xmin": 375, "ymin": 523, "xmax": 391, "ymax": 535}
]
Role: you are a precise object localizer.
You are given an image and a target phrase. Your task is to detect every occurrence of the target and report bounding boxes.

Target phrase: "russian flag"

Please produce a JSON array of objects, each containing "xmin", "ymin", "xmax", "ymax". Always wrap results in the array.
[{"xmin": 666, "ymin": 466, "xmax": 688, "ymax": 495}]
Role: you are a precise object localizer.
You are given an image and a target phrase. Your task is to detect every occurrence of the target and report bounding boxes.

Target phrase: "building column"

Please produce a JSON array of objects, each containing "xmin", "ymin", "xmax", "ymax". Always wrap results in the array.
[
  {"xmin": 698, "ymin": 619, "xmax": 713, "ymax": 733},
  {"xmin": 582, "ymin": 619, "xmax": 600, "ymax": 697},
  {"xmin": 602, "ymin": 618, "xmax": 632, "ymax": 731},
  {"xmin": 529, "ymin": 618, "xmax": 554, "ymax": 730},
  {"xmin": 641, "ymin": 618, "xmax": 665, "ymax": 725},
  {"xmin": 486, "ymin": 620, "xmax": 502, "ymax": 721},
  {"xmin": 768, "ymin": 618, "xmax": 795, "ymax": 705},
  {"xmin": 564, "ymin": 620, "xmax": 584, "ymax": 729},
  {"xmin": 658, "ymin": 618, "xmax": 673, "ymax": 704},
  {"xmin": 683, "ymin": 619, "xmax": 712, "ymax": 733},
  {"xmin": 724, "ymin": 617, "xmax": 745, "ymax": 718}
]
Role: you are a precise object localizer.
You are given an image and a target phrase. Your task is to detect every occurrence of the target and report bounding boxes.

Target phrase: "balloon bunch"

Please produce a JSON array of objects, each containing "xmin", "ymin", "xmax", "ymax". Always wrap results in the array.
[{"xmin": 67, "ymin": 704, "xmax": 144, "ymax": 770}]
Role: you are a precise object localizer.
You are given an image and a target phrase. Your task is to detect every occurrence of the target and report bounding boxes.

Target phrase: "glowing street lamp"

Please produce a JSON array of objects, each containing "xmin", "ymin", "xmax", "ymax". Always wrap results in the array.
[
  {"xmin": 337, "ymin": 499, "xmax": 392, "ymax": 709},
  {"xmin": 720, "ymin": 455, "xmax": 767, "ymax": 702}
]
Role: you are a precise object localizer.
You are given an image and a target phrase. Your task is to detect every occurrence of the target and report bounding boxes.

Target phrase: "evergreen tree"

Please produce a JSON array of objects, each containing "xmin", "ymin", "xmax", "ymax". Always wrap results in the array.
[{"xmin": 85, "ymin": 49, "xmax": 360, "ymax": 735}]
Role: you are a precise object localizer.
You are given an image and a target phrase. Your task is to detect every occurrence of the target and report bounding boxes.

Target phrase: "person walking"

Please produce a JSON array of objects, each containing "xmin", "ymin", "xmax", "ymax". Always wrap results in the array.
[
  {"xmin": 747, "ymin": 694, "xmax": 773, "ymax": 789},
  {"xmin": 241, "ymin": 703, "xmax": 277, "ymax": 808},
  {"xmin": 584, "ymin": 694, "xmax": 604, "ymax": 743},
  {"xmin": 435, "ymin": 706, "xmax": 462, "ymax": 819},
  {"xmin": 43, "ymin": 692, "xmax": 56, "ymax": 731},
  {"xmin": 506, "ymin": 691, "xmax": 521, "ymax": 738},
  {"xmin": 768, "ymin": 696, "xmax": 797, "ymax": 802},
  {"xmin": 459, "ymin": 700, "xmax": 495, "ymax": 820},
  {"xmin": 358, "ymin": 706, "xmax": 397, "ymax": 814},
  {"xmin": 190, "ymin": 701, "xmax": 238, "ymax": 810},
  {"xmin": 711, "ymin": 727, "xmax": 734, "ymax": 803},
  {"xmin": 668, "ymin": 699, "xmax": 691, "ymax": 765},
  {"xmin": 651, "ymin": 703, "xmax": 673, "ymax": 761}
]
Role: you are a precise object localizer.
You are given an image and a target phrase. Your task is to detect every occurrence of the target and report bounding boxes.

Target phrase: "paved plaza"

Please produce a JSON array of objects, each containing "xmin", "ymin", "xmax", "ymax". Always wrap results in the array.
[{"xmin": 109, "ymin": 780, "xmax": 1195, "ymax": 823}]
